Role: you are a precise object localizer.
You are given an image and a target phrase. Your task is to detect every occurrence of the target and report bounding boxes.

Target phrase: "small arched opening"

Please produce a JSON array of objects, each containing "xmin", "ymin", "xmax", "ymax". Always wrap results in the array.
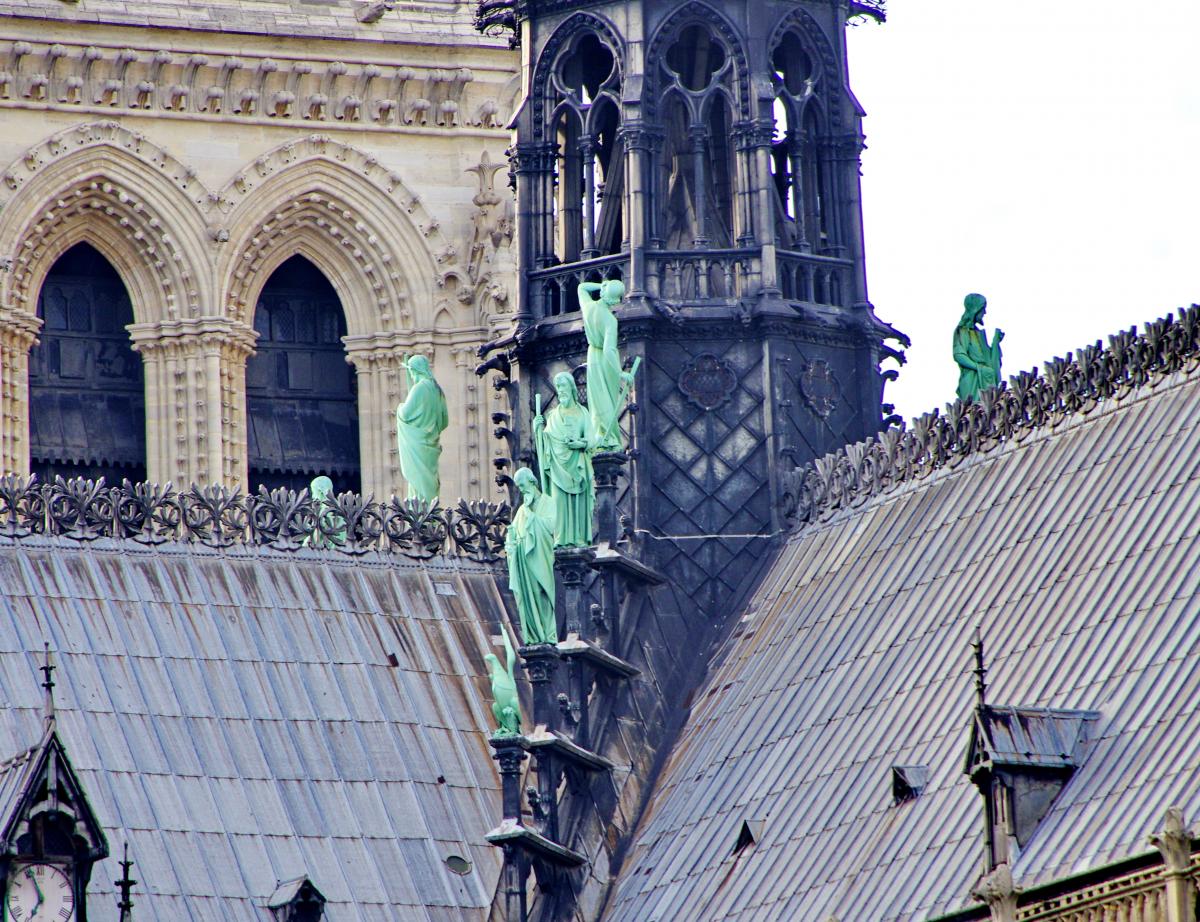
[
  {"xmin": 28, "ymin": 243, "xmax": 146, "ymax": 485},
  {"xmin": 245, "ymin": 255, "xmax": 360, "ymax": 495}
]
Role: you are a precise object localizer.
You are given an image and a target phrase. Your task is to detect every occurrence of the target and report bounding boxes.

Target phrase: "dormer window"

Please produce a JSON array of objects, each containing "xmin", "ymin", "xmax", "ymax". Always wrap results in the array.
[
  {"xmin": 268, "ymin": 875, "xmax": 326, "ymax": 922},
  {"xmin": 965, "ymin": 705, "xmax": 1100, "ymax": 869}
]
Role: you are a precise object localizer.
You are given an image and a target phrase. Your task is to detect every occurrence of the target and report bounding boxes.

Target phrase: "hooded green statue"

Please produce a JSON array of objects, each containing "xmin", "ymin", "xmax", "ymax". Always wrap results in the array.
[
  {"xmin": 533, "ymin": 372, "xmax": 595, "ymax": 548},
  {"xmin": 505, "ymin": 467, "xmax": 558, "ymax": 645},
  {"xmin": 484, "ymin": 626, "xmax": 521, "ymax": 738},
  {"xmin": 395, "ymin": 355, "xmax": 449, "ymax": 502},
  {"xmin": 954, "ymin": 293, "xmax": 1004, "ymax": 401},
  {"xmin": 579, "ymin": 279, "xmax": 636, "ymax": 452},
  {"xmin": 303, "ymin": 475, "xmax": 346, "ymax": 548}
]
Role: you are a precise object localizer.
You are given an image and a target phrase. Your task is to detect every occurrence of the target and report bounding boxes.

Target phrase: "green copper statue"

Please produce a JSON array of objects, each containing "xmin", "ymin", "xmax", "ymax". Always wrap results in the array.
[
  {"xmin": 533, "ymin": 372, "xmax": 595, "ymax": 548},
  {"xmin": 304, "ymin": 475, "xmax": 346, "ymax": 548},
  {"xmin": 484, "ymin": 626, "xmax": 521, "ymax": 738},
  {"xmin": 395, "ymin": 355, "xmax": 449, "ymax": 502},
  {"xmin": 505, "ymin": 467, "xmax": 558, "ymax": 645},
  {"xmin": 954, "ymin": 293, "xmax": 1004, "ymax": 401},
  {"xmin": 579, "ymin": 279, "xmax": 636, "ymax": 452}
]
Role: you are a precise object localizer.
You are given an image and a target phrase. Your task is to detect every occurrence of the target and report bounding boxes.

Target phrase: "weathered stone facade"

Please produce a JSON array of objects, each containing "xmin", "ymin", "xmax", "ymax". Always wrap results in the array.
[{"xmin": 0, "ymin": 2, "xmax": 518, "ymax": 501}]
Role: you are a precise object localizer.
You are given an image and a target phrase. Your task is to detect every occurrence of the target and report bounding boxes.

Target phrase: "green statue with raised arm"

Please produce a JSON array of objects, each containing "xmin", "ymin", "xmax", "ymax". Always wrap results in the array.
[
  {"xmin": 484, "ymin": 625, "xmax": 521, "ymax": 737},
  {"xmin": 395, "ymin": 355, "xmax": 449, "ymax": 502},
  {"xmin": 954, "ymin": 293, "xmax": 1004, "ymax": 401},
  {"xmin": 578, "ymin": 279, "xmax": 636, "ymax": 452},
  {"xmin": 505, "ymin": 467, "xmax": 558, "ymax": 645},
  {"xmin": 533, "ymin": 372, "xmax": 595, "ymax": 548}
]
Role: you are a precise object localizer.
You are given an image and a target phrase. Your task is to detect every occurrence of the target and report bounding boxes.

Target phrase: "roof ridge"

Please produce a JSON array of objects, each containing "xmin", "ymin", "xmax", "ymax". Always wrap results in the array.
[{"xmin": 781, "ymin": 304, "xmax": 1200, "ymax": 528}]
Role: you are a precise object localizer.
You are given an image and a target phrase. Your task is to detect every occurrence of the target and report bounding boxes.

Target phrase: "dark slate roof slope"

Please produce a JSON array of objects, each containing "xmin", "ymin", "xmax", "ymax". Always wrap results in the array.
[
  {"xmin": 604, "ymin": 318, "xmax": 1200, "ymax": 921},
  {"xmin": 0, "ymin": 540, "xmax": 511, "ymax": 921}
]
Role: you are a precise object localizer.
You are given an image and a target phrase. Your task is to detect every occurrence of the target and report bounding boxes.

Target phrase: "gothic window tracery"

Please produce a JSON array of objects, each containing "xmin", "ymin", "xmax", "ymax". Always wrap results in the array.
[
  {"xmin": 245, "ymin": 255, "xmax": 360, "ymax": 495},
  {"xmin": 654, "ymin": 21, "xmax": 741, "ymax": 252},
  {"xmin": 770, "ymin": 27, "xmax": 835, "ymax": 255},
  {"xmin": 28, "ymin": 243, "xmax": 146, "ymax": 485},
  {"xmin": 544, "ymin": 29, "xmax": 624, "ymax": 270}
]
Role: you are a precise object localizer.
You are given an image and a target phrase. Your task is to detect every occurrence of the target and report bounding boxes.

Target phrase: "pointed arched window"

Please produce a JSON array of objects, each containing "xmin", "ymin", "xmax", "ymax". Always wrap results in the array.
[
  {"xmin": 245, "ymin": 256, "xmax": 360, "ymax": 495},
  {"xmin": 28, "ymin": 243, "xmax": 146, "ymax": 485}
]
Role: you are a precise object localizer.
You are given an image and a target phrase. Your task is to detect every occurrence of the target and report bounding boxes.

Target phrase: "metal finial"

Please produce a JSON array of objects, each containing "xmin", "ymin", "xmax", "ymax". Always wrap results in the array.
[
  {"xmin": 971, "ymin": 626, "xmax": 987, "ymax": 708},
  {"xmin": 115, "ymin": 842, "xmax": 137, "ymax": 920},
  {"xmin": 40, "ymin": 643, "xmax": 56, "ymax": 723}
]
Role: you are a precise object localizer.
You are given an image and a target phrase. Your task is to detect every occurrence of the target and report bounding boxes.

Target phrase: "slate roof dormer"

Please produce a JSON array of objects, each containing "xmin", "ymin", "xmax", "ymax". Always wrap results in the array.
[
  {"xmin": 965, "ymin": 704, "xmax": 1100, "ymax": 870},
  {"xmin": 268, "ymin": 875, "xmax": 327, "ymax": 922}
]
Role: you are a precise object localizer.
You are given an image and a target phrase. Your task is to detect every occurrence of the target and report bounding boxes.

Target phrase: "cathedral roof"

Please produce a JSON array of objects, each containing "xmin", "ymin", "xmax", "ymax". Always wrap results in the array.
[
  {"xmin": 604, "ymin": 306, "xmax": 1200, "ymax": 920},
  {"xmin": 0, "ymin": 539, "xmax": 510, "ymax": 920}
]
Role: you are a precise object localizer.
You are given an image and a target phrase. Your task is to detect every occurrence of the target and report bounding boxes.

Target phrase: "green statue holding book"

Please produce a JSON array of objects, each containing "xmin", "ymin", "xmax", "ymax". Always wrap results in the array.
[
  {"xmin": 533, "ymin": 372, "xmax": 595, "ymax": 548},
  {"xmin": 954, "ymin": 292, "xmax": 1004, "ymax": 401}
]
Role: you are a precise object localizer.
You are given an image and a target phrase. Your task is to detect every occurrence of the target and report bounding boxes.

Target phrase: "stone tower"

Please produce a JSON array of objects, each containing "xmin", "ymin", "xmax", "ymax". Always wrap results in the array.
[{"xmin": 479, "ymin": 0, "xmax": 902, "ymax": 614}]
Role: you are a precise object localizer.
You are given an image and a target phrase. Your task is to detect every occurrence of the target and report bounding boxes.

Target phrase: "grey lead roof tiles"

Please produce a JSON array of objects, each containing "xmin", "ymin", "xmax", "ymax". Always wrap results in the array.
[
  {"xmin": 0, "ymin": 541, "xmax": 509, "ymax": 921},
  {"xmin": 605, "ymin": 369, "xmax": 1200, "ymax": 922}
]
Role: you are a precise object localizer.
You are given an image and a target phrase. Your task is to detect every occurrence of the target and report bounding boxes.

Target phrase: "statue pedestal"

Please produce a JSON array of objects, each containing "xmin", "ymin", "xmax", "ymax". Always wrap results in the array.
[
  {"xmin": 590, "ymin": 450, "xmax": 627, "ymax": 547},
  {"xmin": 489, "ymin": 735, "xmax": 529, "ymax": 821},
  {"xmin": 554, "ymin": 546, "xmax": 595, "ymax": 638},
  {"xmin": 518, "ymin": 643, "xmax": 561, "ymax": 731}
]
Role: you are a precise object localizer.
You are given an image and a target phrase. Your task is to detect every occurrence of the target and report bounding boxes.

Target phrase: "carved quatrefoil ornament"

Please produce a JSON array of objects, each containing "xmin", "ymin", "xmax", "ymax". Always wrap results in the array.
[{"xmin": 678, "ymin": 353, "xmax": 737, "ymax": 411}]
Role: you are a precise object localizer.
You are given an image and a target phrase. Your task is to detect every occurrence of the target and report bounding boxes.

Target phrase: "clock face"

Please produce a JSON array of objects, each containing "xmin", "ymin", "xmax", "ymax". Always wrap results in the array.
[{"xmin": 6, "ymin": 863, "xmax": 73, "ymax": 921}]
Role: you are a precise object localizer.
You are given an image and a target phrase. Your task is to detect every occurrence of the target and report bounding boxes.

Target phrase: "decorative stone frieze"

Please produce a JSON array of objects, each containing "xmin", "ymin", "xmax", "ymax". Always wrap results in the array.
[{"xmin": 0, "ymin": 38, "xmax": 508, "ymax": 132}]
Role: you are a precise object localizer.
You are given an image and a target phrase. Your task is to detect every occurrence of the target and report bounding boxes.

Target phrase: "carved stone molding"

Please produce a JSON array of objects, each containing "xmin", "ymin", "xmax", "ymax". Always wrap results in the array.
[
  {"xmin": 780, "ymin": 305, "xmax": 1200, "ymax": 529},
  {"xmin": 0, "ymin": 38, "xmax": 506, "ymax": 131}
]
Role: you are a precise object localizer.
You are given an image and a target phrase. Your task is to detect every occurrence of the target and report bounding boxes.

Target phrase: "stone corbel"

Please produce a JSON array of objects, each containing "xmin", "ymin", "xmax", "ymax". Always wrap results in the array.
[
  {"xmin": 1150, "ymin": 807, "xmax": 1195, "ymax": 922},
  {"xmin": 972, "ymin": 863, "xmax": 1018, "ymax": 922}
]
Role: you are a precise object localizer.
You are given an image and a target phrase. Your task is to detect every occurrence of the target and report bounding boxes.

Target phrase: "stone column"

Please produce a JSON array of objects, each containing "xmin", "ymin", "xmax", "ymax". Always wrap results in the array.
[
  {"xmin": 689, "ymin": 124, "xmax": 710, "ymax": 248},
  {"xmin": 750, "ymin": 118, "xmax": 780, "ymax": 292},
  {"xmin": 617, "ymin": 124, "xmax": 658, "ymax": 301},
  {"xmin": 0, "ymin": 306, "xmax": 41, "ymax": 478},
  {"xmin": 128, "ymin": 318, "xmax": 255, "ymax": 488},
  {"xmin": 343, "ymin": 335, "xmax": 406, "ymax": 502},
  {"xmin": 512, "ymin": 142, "xmax": 558, "ymax": 322}
]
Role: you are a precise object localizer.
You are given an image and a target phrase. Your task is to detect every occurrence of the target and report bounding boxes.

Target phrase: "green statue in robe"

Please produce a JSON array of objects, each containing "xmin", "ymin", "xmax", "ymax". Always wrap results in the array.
[
  {"xmin": 505, "ymin": 468, "xmax": 557, "ymax": 645},
  {"xmin": 533, "ymin": 372, "xmax": 595, "ymax": 548},
  {"xmin": 579, "ymin": 279, "xmax": 636, "ymax": 452},
  {"xmin": 303, "ymin": 475, "xmax": 346, "ymax": 548},
  {"xmin": 484, "ymin": 626, "xmax": 521, "ymax": 737},
  {"xmin": 395, "ymin": 355, "xmax": 449, "ymax": 502},
  {"xmin": 954, "ymin": 293, "xmax": 1005, "ymax": 401}
]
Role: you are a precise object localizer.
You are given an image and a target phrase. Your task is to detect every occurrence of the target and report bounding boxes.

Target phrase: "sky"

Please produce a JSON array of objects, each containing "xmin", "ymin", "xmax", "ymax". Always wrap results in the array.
[{"xmin": 845, "ymin": 1, "xmax": 1200, "ymax": 420}]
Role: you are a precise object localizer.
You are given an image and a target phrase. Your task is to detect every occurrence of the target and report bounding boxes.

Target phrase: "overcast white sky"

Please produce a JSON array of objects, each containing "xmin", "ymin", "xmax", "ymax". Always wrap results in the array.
[{"xmin": 846, "ymin": 2, "xmax": 1200, "ymax": 420}]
